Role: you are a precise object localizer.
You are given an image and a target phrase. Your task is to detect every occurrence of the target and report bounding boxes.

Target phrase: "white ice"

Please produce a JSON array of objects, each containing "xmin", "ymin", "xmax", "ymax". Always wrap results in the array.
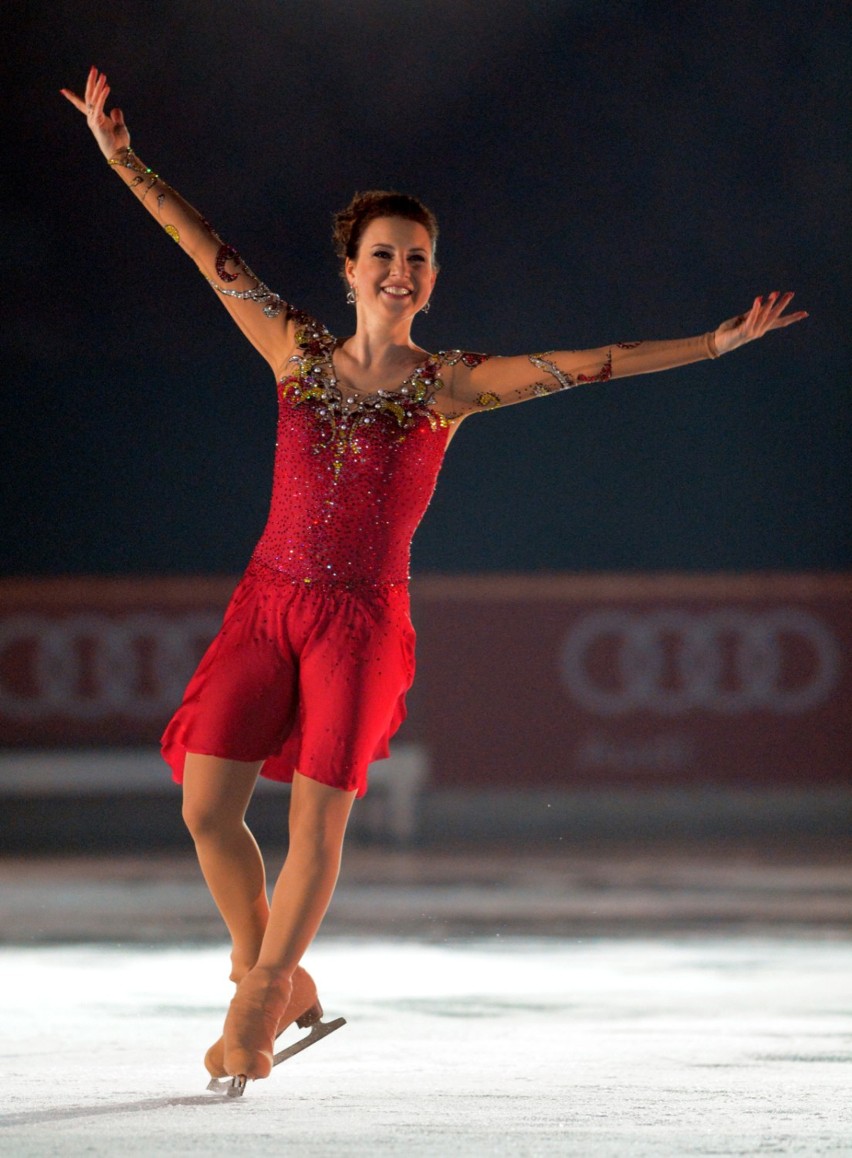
[{"xmin": 1, "ymin": 936, "xmax": 850, "ymax": 1156}]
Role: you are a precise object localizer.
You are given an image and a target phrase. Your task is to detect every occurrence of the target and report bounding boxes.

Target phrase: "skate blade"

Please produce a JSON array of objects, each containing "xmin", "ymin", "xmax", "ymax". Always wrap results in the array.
[
  {"xmin": 205, "ymin": 1017, "xmax": 346, "ymax": 1096},
  {"xmin": 206, "ymin": 1073, "xmax": 247, "ymax": 1098},
  {"xmin": 273, "ymin": 1015, "xmax": 346, "ymax": 1066}
]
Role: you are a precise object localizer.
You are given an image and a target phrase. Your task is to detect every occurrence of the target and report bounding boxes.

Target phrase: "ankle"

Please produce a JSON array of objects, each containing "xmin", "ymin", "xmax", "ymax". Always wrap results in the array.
[
  {"xmin": 242, "ymin": 964, "xmax": 293, "ymax": 994},
  {"xmin": 229, "ymin": 955, "xmax": 257, "ymax": 985}
]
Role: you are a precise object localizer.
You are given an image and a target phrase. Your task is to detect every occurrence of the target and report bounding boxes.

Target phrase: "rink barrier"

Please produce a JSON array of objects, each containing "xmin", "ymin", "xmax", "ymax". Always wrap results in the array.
[
  {"xmin": 0, "ymin": 573, "xmax": 850, "ymax": 793},
  {"xmin": 0, "ymin": 745, "xmax": 428, "ymax": 850}
]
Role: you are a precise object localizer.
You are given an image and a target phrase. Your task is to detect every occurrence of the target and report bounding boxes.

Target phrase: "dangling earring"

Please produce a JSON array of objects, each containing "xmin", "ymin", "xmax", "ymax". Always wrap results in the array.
[
  {"xmin": 346, "ymin": 285, "xmax": 357, "ymax": 305},
  {"xmin": 421, "ymin": 299, "xmax": 431, "ymax": 314}
]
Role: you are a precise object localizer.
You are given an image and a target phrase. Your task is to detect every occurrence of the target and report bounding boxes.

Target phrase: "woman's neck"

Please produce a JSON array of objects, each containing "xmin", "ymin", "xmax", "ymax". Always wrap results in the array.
[{"xmin": 341, "ymin": 315, "xmax": 424, "ymax": 371}]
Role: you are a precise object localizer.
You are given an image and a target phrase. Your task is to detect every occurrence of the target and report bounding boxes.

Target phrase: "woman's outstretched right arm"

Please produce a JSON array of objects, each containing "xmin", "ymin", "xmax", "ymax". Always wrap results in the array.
[{"xmin": 61, "ymin": 68, "xmax": 294, "ymax": 375}]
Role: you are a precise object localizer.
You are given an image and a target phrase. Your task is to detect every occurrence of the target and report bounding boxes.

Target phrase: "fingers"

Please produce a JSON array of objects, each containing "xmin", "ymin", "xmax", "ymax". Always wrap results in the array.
[
  {"xmin": 60, "ymin": 88, "xmax": 86, "ymax": 112},
  {"xmin": 61, "ymin": 66, "xmax": 99, "ymax": 112},
  {"xmin": 738, "ymin": 296, "xmax": 762, "ymax": 335},
  {"xmin": 62, "ymin": 66, "xmax": 123, "ymax": 155},
  {"xmin": 62, "ymin": 67, "xmax": 101, "ymax": 115},
  {"xmin": 722, "ymin": 291, "xmax": 808, "ymax": 350},
  {"xmin": 770, "ymin": 308, "xmax": 809, "ymax": 330},
  {"xmin": 91, "ymin": 72, "xmax": 109, "ymax": 118},
  {"xmin": 83, "ymin": 66, "xmax": 110, "ymax": 119},
  {"xmin": 762, "ymin": 292, "xmax": 808, "ymax": 331},
  {"xmin": 84, "ymin": 65, "xmax": 98, "ymax": 105},
  {"xmin": 768, "ymin": 293, "xmax": 793, "ymax": 328},
  {"xmin": 754, "ymin": 293, "xmax": 779, "ymax": 334},
  {"xmin": 747, "ymin": 292, "xmax": 807, "ymax": 335},
  {"xmin": 766, "ymin": 291, "xmax": 791, "ymax": 316},
  {"xmin": 742, "ymin": 292, "xmax": 809, "ymax": 338}
]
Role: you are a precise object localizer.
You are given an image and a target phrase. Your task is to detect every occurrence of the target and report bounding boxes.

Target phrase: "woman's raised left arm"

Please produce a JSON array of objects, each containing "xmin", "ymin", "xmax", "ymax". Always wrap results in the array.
[{"xmin": 448, "ymin": 292, "xmax": 808, "ymax": 414}]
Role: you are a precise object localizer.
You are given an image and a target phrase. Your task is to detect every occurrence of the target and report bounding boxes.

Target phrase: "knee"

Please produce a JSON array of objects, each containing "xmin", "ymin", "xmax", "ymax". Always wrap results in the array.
[
  {"xmin": 181, "ymin": 755, "xmax": 260, "ymax": 841},
  {"xmin": 181, "ymin": 796, "xmax": 241, "ymax": 842}
]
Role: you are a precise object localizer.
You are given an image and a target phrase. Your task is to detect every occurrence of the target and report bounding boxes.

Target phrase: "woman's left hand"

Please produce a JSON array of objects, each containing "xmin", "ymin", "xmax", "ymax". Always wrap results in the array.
[{"xmin": 714, "ymin": 292, "xmax": 808, "ymax": 355}]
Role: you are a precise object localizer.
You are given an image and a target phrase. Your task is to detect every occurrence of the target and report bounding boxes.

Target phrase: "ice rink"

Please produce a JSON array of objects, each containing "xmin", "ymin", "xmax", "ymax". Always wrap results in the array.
[{"xmin": 1, "ymin": 844, "xmax": 850, "ymax": 1156}]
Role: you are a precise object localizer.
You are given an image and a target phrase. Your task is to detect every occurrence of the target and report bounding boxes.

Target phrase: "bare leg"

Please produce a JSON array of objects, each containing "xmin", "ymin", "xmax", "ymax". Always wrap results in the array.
[
  {"xmin": 223, "ymin": 771, "xmax": 356, "ymax": 1079},
  {"xmin": 259, "ymin": 771, "xmax": 356, "ymax": 971},
  {"xmin": 181, "ymin": 753, "xmax": 268, "ymax": 982}
]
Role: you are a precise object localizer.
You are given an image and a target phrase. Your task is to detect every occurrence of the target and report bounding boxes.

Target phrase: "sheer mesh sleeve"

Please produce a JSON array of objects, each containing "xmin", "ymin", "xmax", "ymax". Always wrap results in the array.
[
  {"xmin": 440, "ymin": 334, "xmax": 719, "ymax": 416},
  {"xmin": 107, "ymin": 148, "xmax": 298, "ymax": 374}
]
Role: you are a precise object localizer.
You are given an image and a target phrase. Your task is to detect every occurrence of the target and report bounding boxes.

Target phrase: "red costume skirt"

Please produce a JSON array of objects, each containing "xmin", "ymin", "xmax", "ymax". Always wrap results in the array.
[{"xmin": 160, "ymin": 561, "xmax": 415, "ymax": 797}]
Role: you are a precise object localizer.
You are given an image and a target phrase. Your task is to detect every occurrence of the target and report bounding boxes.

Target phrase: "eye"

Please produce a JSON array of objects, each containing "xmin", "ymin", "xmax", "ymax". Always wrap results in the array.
[
  {"xmin": 372, "ymin": 249, "xmax": 392, "ymax": 260},
  {"xmin": 409, "ymin": 255, "xmax": 426, "ymax": 264}
]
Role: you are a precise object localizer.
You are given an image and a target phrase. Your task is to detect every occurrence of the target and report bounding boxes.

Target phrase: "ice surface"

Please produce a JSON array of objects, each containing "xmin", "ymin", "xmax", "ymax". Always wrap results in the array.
[{"xmin": 1, "ymin": 937, "xmax": 850, "ymax": 1156}]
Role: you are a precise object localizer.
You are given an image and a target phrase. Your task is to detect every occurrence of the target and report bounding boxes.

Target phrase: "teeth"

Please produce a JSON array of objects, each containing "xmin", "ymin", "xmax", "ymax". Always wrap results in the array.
[{"xmin": 383, "ymin": 287, "xmax": 411, "ymax": 296}]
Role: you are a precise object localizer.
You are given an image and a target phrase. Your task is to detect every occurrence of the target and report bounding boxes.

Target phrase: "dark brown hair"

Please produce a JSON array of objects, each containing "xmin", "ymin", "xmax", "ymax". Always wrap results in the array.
[{"xmin": 332, "ymin": 190, "xmax": 439, "ymax": 280}]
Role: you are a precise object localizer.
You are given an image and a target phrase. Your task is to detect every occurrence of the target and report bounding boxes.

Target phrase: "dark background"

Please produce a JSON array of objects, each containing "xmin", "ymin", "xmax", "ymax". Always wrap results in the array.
[{"xmin": 3, "ymin": 0, "xmax": 849, "ymax": 577}]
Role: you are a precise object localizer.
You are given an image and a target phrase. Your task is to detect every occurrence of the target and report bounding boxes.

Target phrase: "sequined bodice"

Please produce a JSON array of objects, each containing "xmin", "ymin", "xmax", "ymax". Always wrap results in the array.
[{"xmin": 251, "ymin": 314, "xmax": 451, "ymax": 587}]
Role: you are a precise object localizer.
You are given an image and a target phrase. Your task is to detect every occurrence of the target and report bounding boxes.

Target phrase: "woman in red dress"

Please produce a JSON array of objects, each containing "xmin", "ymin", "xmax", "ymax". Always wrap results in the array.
[{"xmin": 62, "ymin": 67, "xmax": 806, "ymax": 1093}]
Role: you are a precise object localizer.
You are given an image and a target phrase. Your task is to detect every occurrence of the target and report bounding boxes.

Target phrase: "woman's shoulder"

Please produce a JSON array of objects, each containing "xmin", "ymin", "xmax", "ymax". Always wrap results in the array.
[
  {"xmin": 436, "ymin": 349, "xmax": 491, "ymax": 369},
  {"xmin": 288, "ymin": 307, "xmax": 335, "ymax": 352}
]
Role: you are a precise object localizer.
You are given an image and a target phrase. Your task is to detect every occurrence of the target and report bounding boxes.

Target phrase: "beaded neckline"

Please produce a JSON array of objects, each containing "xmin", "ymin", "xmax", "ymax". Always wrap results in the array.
[
  {"xmin": 279, "ymin": 316, "xmax": 450, "ymax": 478},
  {"xmin": 326, "ymin": 339, "xmax": 437, "ymax": 417}
]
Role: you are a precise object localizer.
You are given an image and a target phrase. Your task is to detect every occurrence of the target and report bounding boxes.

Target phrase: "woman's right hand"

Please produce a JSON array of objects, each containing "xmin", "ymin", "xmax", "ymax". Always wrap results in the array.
[{"xmin": 61, "ymin": 66, "xmax": 130, "ymax": 160}]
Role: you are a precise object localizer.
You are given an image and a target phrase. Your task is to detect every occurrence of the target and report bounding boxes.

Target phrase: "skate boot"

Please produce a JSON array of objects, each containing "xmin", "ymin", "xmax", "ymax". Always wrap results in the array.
[
  {"xmin": 204, "ymin": 964, "xmax": 320, "ymax": 1081},
  {"xmin": 222, "ymin": 966, "xmax": 291, "ymax": 1084}
]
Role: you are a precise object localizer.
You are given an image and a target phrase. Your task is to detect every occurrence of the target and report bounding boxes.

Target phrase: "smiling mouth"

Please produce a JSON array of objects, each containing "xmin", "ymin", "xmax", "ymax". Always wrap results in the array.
[{"xmin": 382, "ymin": 286, "xmax": 413, "ymax": 297}]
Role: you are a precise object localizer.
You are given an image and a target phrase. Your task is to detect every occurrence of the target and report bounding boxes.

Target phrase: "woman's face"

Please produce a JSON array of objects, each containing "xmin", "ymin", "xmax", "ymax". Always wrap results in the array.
[{"xmin": 345, "ymin": 216, "xmax": 436, "ymax": 320}]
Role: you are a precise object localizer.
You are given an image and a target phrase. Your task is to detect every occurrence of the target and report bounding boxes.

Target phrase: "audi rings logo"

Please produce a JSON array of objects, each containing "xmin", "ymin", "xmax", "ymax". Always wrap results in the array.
[
  {"xmin": 0, "ymin": 612, "xmax": 221, "ymax": 720},
  {"xmin": 561, "ymin": 608, "xmax": 840, "ymax": 715}
]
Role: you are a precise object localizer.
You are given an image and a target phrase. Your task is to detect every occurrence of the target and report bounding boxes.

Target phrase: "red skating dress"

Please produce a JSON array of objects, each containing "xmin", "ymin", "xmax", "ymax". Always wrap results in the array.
[{"xmin": 161, "ymin": 312, "xmax": 452, "ymax": 797}]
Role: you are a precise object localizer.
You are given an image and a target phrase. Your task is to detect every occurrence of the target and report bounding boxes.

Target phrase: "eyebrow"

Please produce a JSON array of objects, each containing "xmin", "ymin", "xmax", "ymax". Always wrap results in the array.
[{"xmin": 370, "ymin": 243, "xmax": 428, "ymax": 253}]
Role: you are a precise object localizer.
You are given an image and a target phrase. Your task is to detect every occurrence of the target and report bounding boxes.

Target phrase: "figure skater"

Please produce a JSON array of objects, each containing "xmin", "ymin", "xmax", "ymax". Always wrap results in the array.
[{"xmin": 61, "ymin": 67, "xmax": 807, "ymax": 1094}]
